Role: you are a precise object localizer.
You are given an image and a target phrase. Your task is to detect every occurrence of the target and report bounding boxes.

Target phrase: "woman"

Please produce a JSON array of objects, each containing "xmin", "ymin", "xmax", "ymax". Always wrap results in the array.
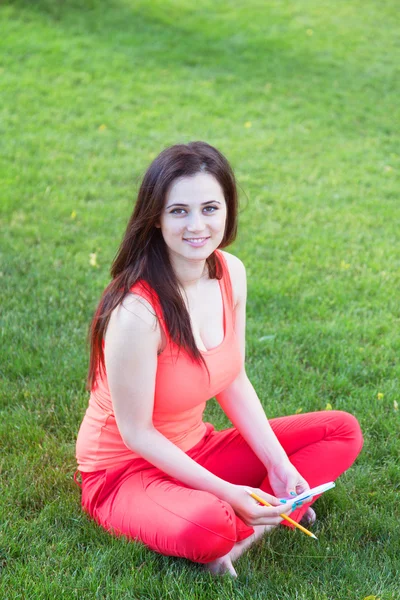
[{"xmin": 76, "ymin": 141, "xmax": 363, "ymax": 577}]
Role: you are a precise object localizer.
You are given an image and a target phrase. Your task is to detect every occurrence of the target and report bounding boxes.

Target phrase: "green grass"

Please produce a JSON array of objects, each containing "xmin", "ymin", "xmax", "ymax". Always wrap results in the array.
[{"xmin": 1, "ymin": 0, "xmax": 399, "ymax": 598}]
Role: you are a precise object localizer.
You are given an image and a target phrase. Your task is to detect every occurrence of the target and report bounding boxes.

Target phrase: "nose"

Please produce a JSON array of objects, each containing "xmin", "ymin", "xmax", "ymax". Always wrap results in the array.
[{"xmin": 186, "ymin": 210, "xmax": 205, "ymax": 233}]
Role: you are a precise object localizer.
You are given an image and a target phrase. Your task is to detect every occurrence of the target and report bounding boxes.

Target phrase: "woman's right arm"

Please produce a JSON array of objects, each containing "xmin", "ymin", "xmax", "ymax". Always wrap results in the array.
[{"xmin": 104, "ymin": 294, "xmax": 295, "ymax": 527}]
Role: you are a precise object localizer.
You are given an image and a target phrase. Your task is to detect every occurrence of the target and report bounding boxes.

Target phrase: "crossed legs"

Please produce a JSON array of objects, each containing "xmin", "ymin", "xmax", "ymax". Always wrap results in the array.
[{"xmin": 81, "ymin": 411, "xmax": 363, "ymax": 573}]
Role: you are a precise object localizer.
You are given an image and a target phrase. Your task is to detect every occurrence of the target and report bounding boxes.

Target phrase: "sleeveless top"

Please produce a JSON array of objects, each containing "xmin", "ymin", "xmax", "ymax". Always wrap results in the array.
[{"xmin": 76, "ymin": 250, "xmax": 242, "ymax": 472}]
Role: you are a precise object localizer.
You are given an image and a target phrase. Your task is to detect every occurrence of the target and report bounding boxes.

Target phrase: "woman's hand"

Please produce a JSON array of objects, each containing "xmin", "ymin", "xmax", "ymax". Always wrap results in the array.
[
  {"xmin": 267, "ymin": 460, "xmax": 311, "ymax": 501},
  {"xmin": 224, "ymin": 485, "xmax": 295, "ymax": 527}
]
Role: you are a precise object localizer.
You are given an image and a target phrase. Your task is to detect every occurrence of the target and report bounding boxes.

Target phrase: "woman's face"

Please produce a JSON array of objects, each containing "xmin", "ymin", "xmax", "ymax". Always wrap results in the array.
[{"xmin": 158, "ymin": 172, "xmax": 227, "ymax": 263}]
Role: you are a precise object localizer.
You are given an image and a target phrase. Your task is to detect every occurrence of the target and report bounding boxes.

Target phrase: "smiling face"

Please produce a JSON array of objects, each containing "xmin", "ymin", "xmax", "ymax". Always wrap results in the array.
[{"xmin": 158, "ymin": 172, "xmax": 227, "ymax": 264}]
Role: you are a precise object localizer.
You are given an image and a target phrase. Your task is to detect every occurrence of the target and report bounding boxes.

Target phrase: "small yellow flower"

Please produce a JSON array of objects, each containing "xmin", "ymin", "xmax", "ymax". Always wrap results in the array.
[
  {"xmin": 89, "ymin": 253, "xmax": 98, "ymax": 267},
  {"xmin": 98, "ymin": 124, "xmax": 107, "ymax": 132},
  {"xmin": 306, "ymin": 29, "xmax": 314, "ymax": 36},
  {"xmin": 377, "ymin": 392, "xmax": 384, "ymax": 400},
  {"xmin": 295, "ymin": 407, "xmax": 303, "ymax": 414},
  {"xmin": 71, "ymin": 210, "xmax": 77, "ymax": 219},
  {"xmin": 244, "ymin": 121, "xmax": 252, "ymax": 128},
  {"xmin": 340, "ymin": 260, "xmax": 350, "ymax": 270},
  {"xmin": 325, "ymin": 403, "xmax": 333, "ymax": 410},
  {"xmin": 394, "ymin": 400, "xmax": 398, "ymax": 412}
]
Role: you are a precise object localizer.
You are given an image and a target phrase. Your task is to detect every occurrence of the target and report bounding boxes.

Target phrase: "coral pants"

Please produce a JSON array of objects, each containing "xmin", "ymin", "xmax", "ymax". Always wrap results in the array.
[{"xmin": 79, "ymin": 411, "xmax": 363, "ymax": 564}]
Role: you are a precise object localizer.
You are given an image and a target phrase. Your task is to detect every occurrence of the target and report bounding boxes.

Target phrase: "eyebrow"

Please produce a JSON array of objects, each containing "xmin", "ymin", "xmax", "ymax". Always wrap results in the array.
[{"xmin": 166, "ymin": 200, "xmax": 222, "ymax": 209}]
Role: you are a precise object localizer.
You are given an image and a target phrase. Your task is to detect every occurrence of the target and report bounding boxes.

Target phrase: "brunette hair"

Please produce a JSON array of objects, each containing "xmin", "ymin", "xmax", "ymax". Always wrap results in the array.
[{"xmin": 87, "ymin": 141, "xmax": 238, "ymax": 389}]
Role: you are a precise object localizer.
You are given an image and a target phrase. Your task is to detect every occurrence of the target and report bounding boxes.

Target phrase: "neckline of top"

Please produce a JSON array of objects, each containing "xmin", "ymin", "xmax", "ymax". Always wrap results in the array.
[
  {"xmin": 197, "ymin": 274, "xmax": 227, "ymax": 355},
  {"xmin": 132, "ymin": 251, "xmax": 232, "ymax": 356}
]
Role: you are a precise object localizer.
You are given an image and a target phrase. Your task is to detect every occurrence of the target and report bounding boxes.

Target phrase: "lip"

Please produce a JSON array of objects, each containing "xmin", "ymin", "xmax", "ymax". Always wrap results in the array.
[{"xmin": 183, "ymin": 237, "xmax": 210, "ymax": 247}]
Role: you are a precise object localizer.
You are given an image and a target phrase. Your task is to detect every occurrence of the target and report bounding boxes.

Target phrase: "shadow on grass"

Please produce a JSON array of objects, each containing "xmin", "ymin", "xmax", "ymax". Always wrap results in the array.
[{"xmin": 5, "ymin": 0, "xmax": 341, "ymax": 89}]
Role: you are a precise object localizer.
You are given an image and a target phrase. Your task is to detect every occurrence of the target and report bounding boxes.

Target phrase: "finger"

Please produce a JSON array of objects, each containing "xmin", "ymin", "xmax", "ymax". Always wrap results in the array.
[
  {"xmin": 251, "ymin": 501, "xmax": 298, "ymax": 526},
  {"xmin": 254, "ymin": 502, "xmax": 293, "ymax": 520},
  {"xmin": 251, "ymin": 513, "xmax": 284, "ymax": 527},
  {"xmin": 296, "ymin": 482, "xmax": 310, "ymax": 495},
  {"xmin": 252, "ymin": 489, "xmax": 281, "ymax": 507},
  {"xmin": 286, "ymin": 480, "xmax": 298, "ymax": 498},
  {"xmin": 271, "ymin": 501, "xmax": 296, "ymax": 516},
  {"xmin": 258, "ymin": 508, "xmax": 296, "ymax": 526},
  {"xmin": 263, "ymin": 516, "xmax": 284, "ymax": 526},
  {"xmin": 293, "ymin": 486, "xmax": 314, "ymax": 504},
  {"xmin": 287, "ymin": 480, "xmax": 311, "ymax": 499}
]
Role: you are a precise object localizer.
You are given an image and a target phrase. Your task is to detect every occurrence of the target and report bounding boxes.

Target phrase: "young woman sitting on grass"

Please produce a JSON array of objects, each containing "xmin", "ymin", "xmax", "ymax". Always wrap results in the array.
[{"xmin": 76, "ymin": 141, "xmax": 363, "ymax": 577}]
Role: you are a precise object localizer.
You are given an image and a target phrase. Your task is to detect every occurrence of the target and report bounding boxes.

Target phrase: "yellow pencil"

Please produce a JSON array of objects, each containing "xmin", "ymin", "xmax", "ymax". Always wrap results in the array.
[{"xmin": 245, "ymin": 489, "xmax": 318, "ymax": 540}]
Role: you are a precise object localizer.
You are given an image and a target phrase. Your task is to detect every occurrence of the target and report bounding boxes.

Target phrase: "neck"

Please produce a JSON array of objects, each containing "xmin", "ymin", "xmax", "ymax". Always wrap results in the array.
[{"xmin": 168, "ymin": 252, "xmax": 208, "ymax": 290}]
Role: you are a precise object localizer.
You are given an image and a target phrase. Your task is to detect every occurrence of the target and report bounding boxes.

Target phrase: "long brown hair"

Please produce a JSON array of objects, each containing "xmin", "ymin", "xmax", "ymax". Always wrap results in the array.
[{"xmin": 87, "ymin": 141, "xmax": 239, "ymax": 389}]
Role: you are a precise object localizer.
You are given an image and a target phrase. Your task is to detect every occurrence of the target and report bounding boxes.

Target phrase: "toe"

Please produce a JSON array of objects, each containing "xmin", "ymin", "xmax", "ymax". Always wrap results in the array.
[{"xmin": 301, "ymin": 507, "xmax": 316, "ymax": 525}]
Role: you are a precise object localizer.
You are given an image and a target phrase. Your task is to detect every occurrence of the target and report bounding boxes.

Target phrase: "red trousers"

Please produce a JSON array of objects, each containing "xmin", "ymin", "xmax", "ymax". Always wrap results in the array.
[{"xmin": 79, "ymin": 411, "xmax": 363, "ymax": 563}]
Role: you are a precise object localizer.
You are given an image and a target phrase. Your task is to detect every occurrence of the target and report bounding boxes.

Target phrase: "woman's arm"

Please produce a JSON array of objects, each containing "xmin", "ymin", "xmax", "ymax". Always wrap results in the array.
[
  {"xmin": 104, "ymin": 293, "xmax": 295, "ymax": 526},
  {"xmin": 105, "ymin": 294, "xmax": 231, "ymax": 498},
  {"xmin": 217, "ymin": 253, "xmax": 310, "ymax": 497},
  {"xmin": 216, "ymin": 371, "xmax": 290, "ymax": 469}
]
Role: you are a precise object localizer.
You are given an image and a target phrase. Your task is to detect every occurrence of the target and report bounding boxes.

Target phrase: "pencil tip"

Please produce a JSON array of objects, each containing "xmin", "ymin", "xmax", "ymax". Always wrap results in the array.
[{"xmin": 312, "ymin": 534, "xmax": 318, "ymax": 540}]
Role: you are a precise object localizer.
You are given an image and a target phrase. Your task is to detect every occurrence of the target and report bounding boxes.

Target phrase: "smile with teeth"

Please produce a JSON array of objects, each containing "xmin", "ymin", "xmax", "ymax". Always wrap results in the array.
[{"xmin": 183, "ymin": 236, "xmax": 210, "ymax": 246}]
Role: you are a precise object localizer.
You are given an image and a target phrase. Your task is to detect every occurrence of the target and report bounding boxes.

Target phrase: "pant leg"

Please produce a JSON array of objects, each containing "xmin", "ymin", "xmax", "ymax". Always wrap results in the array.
[
  {"xmin": 192, "ymin": 411, "xmax": 363, "ymax": 525},
  {"xmin": 268, "ymin": 410, "xmax": 363, "ymax": 484},
  {"xmin": 80, "ymin": 411, "xmax": 363, "ymax": 561},
  {"xmin": 80, "ymin": 459, "xmax": 241, "ymax": 564},
  {"xmin": 187, "ymin": 422, "xmax": 267, "ymax": 487},
  {"xmin": 265, "ymin": 410, "xmax": 364, "ymax": 523}
]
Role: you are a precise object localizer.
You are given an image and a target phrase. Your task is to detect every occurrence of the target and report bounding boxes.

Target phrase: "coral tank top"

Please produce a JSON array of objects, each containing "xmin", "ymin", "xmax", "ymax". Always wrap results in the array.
[{"xmin": 76, "ymin": 251, "xmax": 242, "ymax": 472}]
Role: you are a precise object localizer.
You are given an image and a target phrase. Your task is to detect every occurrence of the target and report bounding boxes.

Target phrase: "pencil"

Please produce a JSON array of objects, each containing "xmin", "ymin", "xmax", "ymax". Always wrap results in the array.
[{"xmin": 245, "ymin": 489, "xmax": 318, "ymax": 540}]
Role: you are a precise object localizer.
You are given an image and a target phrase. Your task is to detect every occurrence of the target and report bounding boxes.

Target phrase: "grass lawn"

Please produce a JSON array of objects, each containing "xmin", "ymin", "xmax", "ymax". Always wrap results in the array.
[{"xmin": 1, "ymin": 0, "xmax": 399, "ymax": 598}]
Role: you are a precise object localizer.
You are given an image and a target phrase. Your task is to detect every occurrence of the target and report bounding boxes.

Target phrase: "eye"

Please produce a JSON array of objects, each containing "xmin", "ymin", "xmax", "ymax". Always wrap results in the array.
[
  {"xmin": 170, "ymin": 208, "xmax": 187, "ymax": 215},
  {"xmin": 203, "ymin": 205, "xmax": 218, "ymax": 213}
]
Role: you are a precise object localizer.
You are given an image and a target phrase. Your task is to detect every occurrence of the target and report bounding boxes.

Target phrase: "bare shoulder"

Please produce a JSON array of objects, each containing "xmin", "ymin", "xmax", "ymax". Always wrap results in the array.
[
  {"xmin": 219, "ymin": 250, "xmax": 247, "ymax": 305},
  {"xmin": 104, "ymin": 293, "xmax": 160, "ymax": 419},
  {"xmin": 107, "ymin": 292, "xmax": 160, "ymax": 341},
  {"xmin": 220, "ymin": 250, "xmax": 246, "ymax": 277}
]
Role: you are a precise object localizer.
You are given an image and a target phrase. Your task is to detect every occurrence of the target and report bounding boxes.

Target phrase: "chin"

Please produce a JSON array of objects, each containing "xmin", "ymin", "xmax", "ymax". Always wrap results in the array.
[
  {"xmin": 169, "ymin": 245, "xmax": 213, "ymax": 263},
  {"xmin": 186, "ymin": 241, "xmax": 219, "ymax": 255},
  {"xmin": 184, "ymin": 248, "xmax": 213, "ymax": 261}
]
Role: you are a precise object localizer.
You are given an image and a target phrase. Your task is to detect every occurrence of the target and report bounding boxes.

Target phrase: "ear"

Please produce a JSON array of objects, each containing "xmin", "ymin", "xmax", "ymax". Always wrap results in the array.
[{"xmin": 154, "ymin": 222, "xmax": 161, "ymax": 228}]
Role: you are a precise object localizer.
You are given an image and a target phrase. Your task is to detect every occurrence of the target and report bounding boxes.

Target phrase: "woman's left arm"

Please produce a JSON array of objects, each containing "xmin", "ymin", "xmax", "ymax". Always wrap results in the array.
[{"xmin": 216, "ymin": 253, "xmax": 310, "ymax": 499}]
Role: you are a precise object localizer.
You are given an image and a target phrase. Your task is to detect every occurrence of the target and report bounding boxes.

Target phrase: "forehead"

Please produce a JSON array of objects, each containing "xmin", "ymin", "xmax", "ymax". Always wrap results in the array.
[{"xmin": 166, "ymin": 172, "xmax": 225, "ymax": 205}]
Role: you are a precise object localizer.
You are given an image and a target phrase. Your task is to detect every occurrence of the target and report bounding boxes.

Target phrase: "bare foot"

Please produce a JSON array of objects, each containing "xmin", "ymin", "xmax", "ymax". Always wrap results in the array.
[
  {"xmin": 301, "ymin": 507, "xmax": 316, "ymax": 525},
  {"xmin": 205, "ymin": 525, "xmax": 274, "ymax": 578},
  {"xmin": 206, "ymin": 555, "xmax": 237, "ymax": 578}
]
